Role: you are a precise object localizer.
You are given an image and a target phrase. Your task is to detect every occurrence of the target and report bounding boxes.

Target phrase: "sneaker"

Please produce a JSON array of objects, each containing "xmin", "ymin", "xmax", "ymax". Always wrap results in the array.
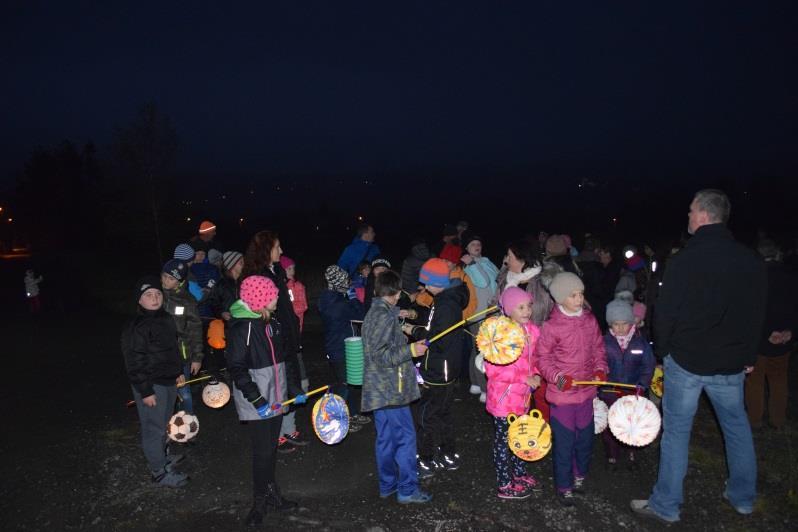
[
  {"xmin": 245, "ymin": 495, "xmax": 268, "ymax": 526},
  {"xmin": 277, "ymin": 436, "xmax": 297, "ymax": 454},
  {"xmin": 630, "ymin": 499, "xmax": 679, "ymax": 523},
  {"xmin": 397, "ymin": 488, "xmax": 432, "ymax": 504},
  {"xmin": 573, "ymin": 477, "xmax": 585, "ymax": 494},
  {"xmin": 557, "ymin": 490, "xmax": 575, "ymax": 507},
  {"xmin": 379, "ymin": 488, "xmax": 397, "ymax": 499},
  {"xmin": 469, "ymin": 385, "xmax": 481, "ymax": 395},
  {"xmin": 497, "ymin": 481, "xmax": 532, "ymax": 500},
  {"xmin": 347, "ymin": 421, "xmax": 363, "ymax": 433},
  {"xmin": 152, "ymin": 468, "xmax": 189, "ymax": 488},
  {"xmin": 350, "ymin": 414, "xmax": 372, "ymax": 425},
  {"xmin": 479, "ymin": 392, "xmax": 487, "ymax": 403},
  {"xmin": 514, "ymin": 475, "xmax": 543, "ymax": 492},
  {"xmin": 435, "ymin": 453, "xmax": 461, "ymax": 471},
  {"xmin": 417, "ymin": 458, "xmax": 437, "ymax": 479},
  {"xmin": 722, "ymin": 490, "xmax": 754, "ymax": 515},
  {"xmin": 282, "ymin": 431, "xmax": 310, "ymax": 446}
]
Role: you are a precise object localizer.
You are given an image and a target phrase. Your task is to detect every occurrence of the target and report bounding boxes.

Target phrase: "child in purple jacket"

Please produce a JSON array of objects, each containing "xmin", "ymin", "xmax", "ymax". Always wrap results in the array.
[{"xmin": 600, "ymin": 299, "xmax": 656, "ymax": 470}]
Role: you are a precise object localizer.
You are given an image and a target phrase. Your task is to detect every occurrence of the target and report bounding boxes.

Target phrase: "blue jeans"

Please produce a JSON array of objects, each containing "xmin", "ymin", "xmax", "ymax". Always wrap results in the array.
[
  {"xmin": 374, "ymin": 406, "xmax": 418, "ymax": 497},
  {"xmin": 177, "ymin": 363, "xmax": 194, "ymax": 414},
  {"xmin": 648, "ymin": 355, "xmax": 756, "ymax": 521}
]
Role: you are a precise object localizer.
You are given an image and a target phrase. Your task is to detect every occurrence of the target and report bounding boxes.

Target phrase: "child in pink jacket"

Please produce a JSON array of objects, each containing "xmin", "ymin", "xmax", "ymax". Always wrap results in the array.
[
  {"xmin": 484, "ymin": 287, "xmax": 543, "ymax": 500},
  {"xmin": 537, "ymin": 272, "xmax": 608, "ymax": 507}
]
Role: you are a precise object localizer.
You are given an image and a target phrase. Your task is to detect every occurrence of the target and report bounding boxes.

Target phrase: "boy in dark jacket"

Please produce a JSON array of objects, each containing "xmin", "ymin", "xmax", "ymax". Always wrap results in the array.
[
  {"xmin": 318, "ymin": 265, "xmax": 367, "ymax": 427},
  {"xmin": 405, "ymin": 258, "xmax": 469, "ymax": 478},
  {"xmin": 362, "ymin": 270, "xmax": 430, "ymax": 504},
  {"xmin": 161, "ymin": 259, "xmax": 204, "ymax": 414},
  {"xmin": 121, "ymin": 276, "xmax": 187, "ymax": 487},
  {"xmin": 600, "ymin": 299, "xmax": 655, "ymax": 469}
]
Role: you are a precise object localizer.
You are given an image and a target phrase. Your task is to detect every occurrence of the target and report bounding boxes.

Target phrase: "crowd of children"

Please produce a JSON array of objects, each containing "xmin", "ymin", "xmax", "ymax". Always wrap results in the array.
[{"xmin": 121, "ymin": 217, "xmax": 792, "ymax": 522}]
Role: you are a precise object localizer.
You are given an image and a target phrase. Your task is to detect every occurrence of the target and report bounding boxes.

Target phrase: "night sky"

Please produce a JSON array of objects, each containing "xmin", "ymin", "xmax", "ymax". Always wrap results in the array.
[{"xmin": 3, "ymin": 2, "xmax": 796, "ymax": 188}]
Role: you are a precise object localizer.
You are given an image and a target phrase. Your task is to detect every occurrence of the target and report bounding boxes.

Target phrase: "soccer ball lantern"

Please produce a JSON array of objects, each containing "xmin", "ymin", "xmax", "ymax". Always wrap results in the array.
[
  {"xmin": 167, "ymin": 410, "xmax": 200, "ymax": 442},
  {"xmin": 202, "ymin": 380, "xmax": 231, "ymax": 409}
]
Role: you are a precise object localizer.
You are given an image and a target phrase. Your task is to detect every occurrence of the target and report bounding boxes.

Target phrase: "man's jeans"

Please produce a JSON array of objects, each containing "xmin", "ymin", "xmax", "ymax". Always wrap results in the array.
[{"xmin": 648, "ymin": 355, "xmax": 756, "ymax": 521}]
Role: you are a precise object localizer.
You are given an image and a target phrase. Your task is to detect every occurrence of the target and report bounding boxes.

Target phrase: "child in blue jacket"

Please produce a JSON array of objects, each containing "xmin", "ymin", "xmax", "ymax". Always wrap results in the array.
[{"xmin": 600, "ymin": 299, "xmax": 656, "ymax": 470}]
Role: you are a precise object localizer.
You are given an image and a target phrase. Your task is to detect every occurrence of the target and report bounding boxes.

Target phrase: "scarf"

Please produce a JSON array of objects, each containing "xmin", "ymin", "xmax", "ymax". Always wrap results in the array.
[
  {"xmin": 557, "ymin": 304, "xmax": 584, "ymax": 317},
  {"xmin": 611, "ymin": 325, "xmax": 636, "ymax": 351},
  {"xmin": 505, "ymin": 265, "xmax": 542, "ymax": 289}
]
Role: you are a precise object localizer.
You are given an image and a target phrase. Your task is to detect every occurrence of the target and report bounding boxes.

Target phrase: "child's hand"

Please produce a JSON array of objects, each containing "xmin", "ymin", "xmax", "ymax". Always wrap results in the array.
[
  {"xmin": 176, "ymin": 374, "xmax": 186, "ymax": 386},
  {"xmin": 411, "ymin": 341, "xmax": 428, "ymax": 358},
  {"xmin": 526, "ymin": 375, "xmax": 542, "ymax": 389},
  {"xmin": 142, "ymin": 394, "xmax": 157, "ymax": 407},
  {"xmin": 592, "ymin": 371, "xmax": 607, "ymax": 382}
]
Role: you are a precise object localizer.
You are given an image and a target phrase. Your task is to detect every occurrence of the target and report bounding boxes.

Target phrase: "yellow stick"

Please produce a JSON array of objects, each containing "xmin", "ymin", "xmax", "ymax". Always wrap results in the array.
[
  {"xmin": 427, "ymin": 306, "xmax": 499, "ymax": 344},
  {"xmin": 278, "ymin": 385, "xmax": 330, "ymax": 408},
  {"xmin": 572, "ymin": 380, "xmax": 637, "ymax": 389},
  {"xmin": 177, "ymin": 375, "xmax": 213, "ymax": 388}
]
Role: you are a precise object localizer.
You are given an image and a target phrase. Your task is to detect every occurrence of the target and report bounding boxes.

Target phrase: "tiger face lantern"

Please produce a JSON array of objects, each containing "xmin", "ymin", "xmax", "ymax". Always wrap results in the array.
[{"xmin": 506, "ymin": 409, "xmax": 552, "ymax": 461}]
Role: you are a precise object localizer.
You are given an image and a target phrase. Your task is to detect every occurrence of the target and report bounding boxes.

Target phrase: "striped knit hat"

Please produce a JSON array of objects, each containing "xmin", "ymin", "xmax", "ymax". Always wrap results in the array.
[
  {"xmin": 222, "ymin": 251, "xmax": 243, "ymax": 271},
  {"xmin": 419, "ymin": 258, "xmax": 451, "ymax": 288},
  {"xmin": 173, "ymin": 243, "xmax": 195, "ymax": 262},
  {"xmin": 324, "ymin": 265, "xmax": 350, "ymax": 293}
]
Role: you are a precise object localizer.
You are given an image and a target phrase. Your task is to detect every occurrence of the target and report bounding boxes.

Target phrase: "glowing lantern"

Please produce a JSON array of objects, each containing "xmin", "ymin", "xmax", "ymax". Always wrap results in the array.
[
  {"xmin": 608, "ymin": 395, "xmax": 661, "ymax": 447},
  {"xmin": 207, "ymin": 319, "xmax": 226, "ymax": 349},
  {"xmin": 593, "ymin": 397, "xmax": 609, "ymax": 434},
  {"xmin": 202, "ymin": 380, "xmax": 231, "ymax": 409},
  {"xmin": 312, "ymin": 393, "xmax": 349, "ymax": 445},
  {"xmin": 476, "ymin": 316, "xmax": 526, "ymax": 365},
  {"xmin": 506, "ymin": 409, "xmax": 552, "ymax": 462}
]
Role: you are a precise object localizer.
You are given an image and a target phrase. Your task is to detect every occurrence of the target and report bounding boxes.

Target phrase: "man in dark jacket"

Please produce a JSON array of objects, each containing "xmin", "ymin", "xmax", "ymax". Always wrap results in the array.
[
  {"xmin": 632, "ymin": 189, "xmax": 767, "ymax": 524},
  {"xmin": 745, "ymin": 239, "xmax": 797, "ymax": 430},
  {"xmin": 405, "ymin": 258, "xmax": 469, "ymax": 478}
]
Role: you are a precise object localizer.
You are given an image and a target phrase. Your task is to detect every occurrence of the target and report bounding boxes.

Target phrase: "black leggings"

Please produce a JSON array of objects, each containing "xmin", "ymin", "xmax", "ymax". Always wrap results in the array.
[{"xmin": 248, "ymin": 416, "xmax": 283, "ymax": 496}]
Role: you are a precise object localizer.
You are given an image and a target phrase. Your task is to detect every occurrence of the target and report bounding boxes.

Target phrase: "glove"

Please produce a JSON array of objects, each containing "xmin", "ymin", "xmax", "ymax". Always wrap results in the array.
[
  {"xmin": 556, "ymin": 374, "xmax": 573, "ymax": 391},
  {"xmin": 252, "ymin": 396, "xmax": 272, "ymax": 419},
  {"xmin": 293, "ymin": 394, "xmax": 308, "ymax": 405},
  {"xmin": 593, "ymin": 371, "xmax": 607, "ymax": 382},
  {"xmin": 346, "ymin": 287, "xmax": 357, "ymax": 300}
]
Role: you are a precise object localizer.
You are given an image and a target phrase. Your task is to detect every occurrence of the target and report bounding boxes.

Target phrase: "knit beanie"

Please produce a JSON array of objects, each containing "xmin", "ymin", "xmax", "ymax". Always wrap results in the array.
[
  {"xmin": 173, "ymin": 243, "xmax": 195, "ymax": 262},
  {"xmin": 461, "ymin": 231, "xmax": 482, "ymax": 248},
  {"xmin": 279, "ymin": 255, "xmax": 295, "ymax": 270},
  {"xmin": 545, "ymin": 235, "xmax": 568, "ymax": 257},
  {"xmin": 371, "ymin": 257, "xmax": 391, "ymax": 269},
  {"xmin": 135, "ymin": 275, "xmax": 162, "ymax": 304},
  {"xmin": 625, "ymin": 254, "xmax": 646, "ymax": 272},
  {"xmin": 239, "ymin": 275, "xmax": 279, "ymax": 311},
  {"xmin": 633, "ymin": 301, "xmax": 647, "ymax": 322},
  {"xmin": 419, "ymin": 258, "xmax": 451, "ymax": 288},
  {"xmin": 324, "ymin": 265, "xmax": 350, "ymax": 293},
  {"xmin": 199, "ymin": 220, "xmax": 216, "ymax": 234},
  {"xmin": 500, "ymin": 286, "xmax": 533, "ymax": 314},
  {"xmin": 549, "ymin": 272, "xmax": 585, "ymax": 304},
  {"xmin": 222, "ymin": 251, "xmax": 243, "ymax": 271},
  {"xmin": 606, "ymin": 299, "xmax": 634, "ymax": 324},
  {"xmin": 162, "ymin": 259, "xmax": 188, "ymax": 282},
  {"xmin": 207, "ymin": 249, "xmax": 223, "ymax": 267}
]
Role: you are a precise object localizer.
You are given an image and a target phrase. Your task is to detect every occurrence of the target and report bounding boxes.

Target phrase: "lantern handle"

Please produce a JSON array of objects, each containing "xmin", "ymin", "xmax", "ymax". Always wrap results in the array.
[{"xmin": 178, "ymin": 374, "xmax": 213, "ymax": 388}]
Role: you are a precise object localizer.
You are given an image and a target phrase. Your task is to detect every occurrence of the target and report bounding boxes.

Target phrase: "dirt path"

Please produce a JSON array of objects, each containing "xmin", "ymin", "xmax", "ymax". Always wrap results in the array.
[{"xmin": 1, "ymin": 311, "xmax": 796, "ymax": 531}]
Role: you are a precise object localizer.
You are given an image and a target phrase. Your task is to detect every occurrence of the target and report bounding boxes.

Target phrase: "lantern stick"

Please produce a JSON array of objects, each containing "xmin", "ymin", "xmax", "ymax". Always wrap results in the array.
[
  {"xmin": 269, "ymin": 385, "xmax": 330, "ymax": 412},
  {"xmin": 426, "ymin": 306, "xmax": 498, "ymax": 345},
  {"xmin": 178, "ymin": 374, "xmax": 214, "ymax": 388},
  {"xmin": 573, "ymin": 380, "xmax": 637, "ymax": 389}
]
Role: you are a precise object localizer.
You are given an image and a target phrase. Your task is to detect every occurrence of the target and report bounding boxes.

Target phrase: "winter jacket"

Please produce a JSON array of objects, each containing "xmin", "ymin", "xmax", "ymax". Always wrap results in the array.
[
  {"xmin": 287, "ymin": 279, "xmax": 308, "ymax": 332},
  {"xmin": 655, "ymin": 224, "xmax": 767, "ymax": 375},
  {"xmin": 318, "ymin": 289, "xmax": 365, "ymax": 361},
  {"xmin": 485, "ymin": 321, "xmax": 540, "ymax": 418},
  {"xmin": 400, "ymin": 243, "xmax": 431, "ymax": 292},
  {"xmin": 493, "ymin": 261, "xmax": 563, "ymax": 326},
  {"xmin": 260, "ymin": 263, "xmax": 302, "ymax": 395},
  {"xmin": 759, "ymin": 260, "xmax": 798, "ymax": 356},
  {"xmin": 206, "ymin": 275, "xmax": 239, "ymax": 319},
  {"xmin": 410, "ymin": 281, "xmax": 470, "ymax": 384},
  {"xmin": 338, "ymin": 237, "xmax": 381, "ymax": 276},
  {"xmin": 537, "ymin": 305, "xmax": 608, "ymax": 405},
  {"xmin": 465, "ymin": 257, "xmax": 499, "ymax": 314},
  {"xmin": 361, "ymin": 298, "xmax": 421, "ymax": 412},
  {"xmin": 225, "ymin": 300, "xmax": 288, "ymax": 421},
  {"xmin": 121, "ymin": 308, "xmax": 182, "ymax": 397},
  {"xmin": 162, "ymin": 284, "xmax": 204, "ymax": 363},
  {"xmin": 601, "ymin": 330, "xmax": 655, "ymax": 393}
]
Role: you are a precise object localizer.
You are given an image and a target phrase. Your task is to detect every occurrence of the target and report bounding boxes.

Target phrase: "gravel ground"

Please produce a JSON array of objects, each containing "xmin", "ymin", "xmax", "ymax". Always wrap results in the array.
[{"xmin": 1, "ymin": 310, "xmax": 796, "ymax": 531}]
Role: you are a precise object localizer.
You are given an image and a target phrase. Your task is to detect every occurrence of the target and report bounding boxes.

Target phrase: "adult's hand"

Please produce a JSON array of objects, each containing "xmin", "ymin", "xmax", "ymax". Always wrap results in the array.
[
  {"xmin": 461, "ymin": 254, "xmax": 474, "ymax": 265},
  {"xmin": 190, "ymin": 361, "xmax": 202, "ymax": 375},
  {"xmin": 768, "ymin": 331, "xmax": 784, "ymax": 345},
  {"xmin": 142, "ymin": 395, "xmax": 157, "ymax": 407}
]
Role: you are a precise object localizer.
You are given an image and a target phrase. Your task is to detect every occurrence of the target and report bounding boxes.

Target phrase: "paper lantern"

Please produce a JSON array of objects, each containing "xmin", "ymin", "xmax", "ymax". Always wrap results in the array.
[
  {"xmin": 167, "ymin": 410, "xmax": 199, "ymax": 442},
  {"xmin": 476, "ymin": 316, "xmax": 526, "ymax": 365},
  {"xmin": 593, "ymin": 397, "xmax": 609, "ymax": 434},
  {"xmin": 202, "ymin": 380, "xmax": 231, "ymax": 409},
  {"xmin": 506, "ymin": 409, "xmax": 552, "ymax": 462},
  {"xmin": 312, "ymin": 393, "xmax": 350, "ymax": 445},
  {"xmin": 650, "ymin": 366, "xmax": 664, "ymax": 398},
  {"xmin": 207, "ymin": 319, "xmax": 226, "ymax": 349},
  {"xmin": 608, "ymin": 395, "xmax": 661, "ymax": 447}
]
